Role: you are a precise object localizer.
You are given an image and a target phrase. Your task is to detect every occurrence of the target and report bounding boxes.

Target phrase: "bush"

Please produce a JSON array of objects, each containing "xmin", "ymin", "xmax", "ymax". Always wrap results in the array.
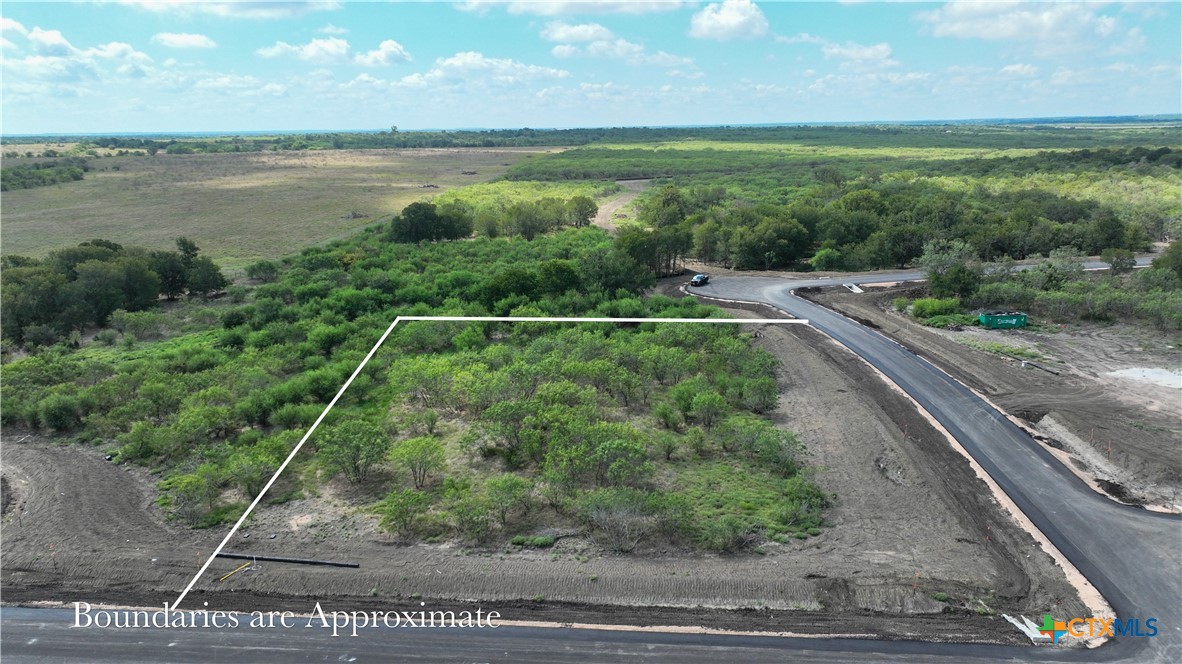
[
  {"xmin": 698, "ymin": 515, "xmax": 761, "ymax": 553},
  {"xmin": 910, "ymin": 297, "xmax": 960, "ymax": 319},
  {"xmin": 511, "ymin": 535, "xmax": 556, "ymax": 548},
  {"xmin": 39, "ymin": 393, "xmax": 81, "ymax": 431},
  {"xmin": 576, "ymin": 488, "xmax": 661, "ymax": 552},
  {"xmin": 892, "ymin": 297, "xmax": 910, "ymax": 312},
  {"xmin": 379, "ymin": 489, "xmax": 430, "ymax": 538},
  {"xmin": 94, "ymin": 329, "xmax": 120, "ymax": 346}
]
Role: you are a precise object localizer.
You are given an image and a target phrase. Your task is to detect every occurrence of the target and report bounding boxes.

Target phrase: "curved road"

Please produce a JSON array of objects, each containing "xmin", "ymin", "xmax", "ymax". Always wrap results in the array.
[{"xmin": 3, "ymin": 269, "xmax": 1179, "ymax": 663}]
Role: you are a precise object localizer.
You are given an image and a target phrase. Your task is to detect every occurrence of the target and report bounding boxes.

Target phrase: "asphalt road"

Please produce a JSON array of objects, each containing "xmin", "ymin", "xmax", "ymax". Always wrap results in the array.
[{"xmin": 4, "ymin": 264, "xmax": 1179, "ymax": 663}]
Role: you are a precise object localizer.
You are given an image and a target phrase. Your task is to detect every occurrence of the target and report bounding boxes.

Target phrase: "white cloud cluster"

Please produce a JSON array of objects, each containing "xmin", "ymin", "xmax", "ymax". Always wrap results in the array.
[
  {"xmin": 399, "ymin": 51, "xmax": 569, "ymax": 88},
  {"xmin": 257, "ymin": 37, "xmax": 410, "ymax": 66},
  {"xmin": 258, "ymin": 36, "xmax": 350, "ymax": 62},
  {"xmin": 779, "ymin": 32, "xmax": 899, "ymax": 71},
  {"xmin": 917, "ymin": 1, "xmax": 1146, "ymax": 56},
  {"xmin": 151, "ymin": 32, "xmax": 217, "ymax": 49},
  {"xmin": 118, "ymin": 1, "xmax": 341, "ymax": 20},
  {"xmin": 459, "ymin": 1, "xmax": 688, "ymax": 16},
  {"xmin": 3, "ymin": 24, "xmax": 154, "ymax": 86},
  {"xmin": 353, "ymin": 40, "xmax": 411, "ymax": 67},
  {"xmin": 689, "ymin": 0, "xmax": 768, "ymax": 41},
  {"xmin": 541, "ymin": 21, "xmax": 693, "ymax": 67}
]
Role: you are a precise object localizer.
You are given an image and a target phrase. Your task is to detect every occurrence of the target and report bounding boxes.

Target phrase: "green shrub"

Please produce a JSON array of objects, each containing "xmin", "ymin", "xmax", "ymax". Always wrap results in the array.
[
  {"xmin": 892, "ymin": 297, "xmax": 910, "ymax": 312},
  {"xmin": 698, "ymin": 515, "xmax": 762, "ymax": 553},
  {"xmin": 910, "ymin": 297, "xmax": 960, "ymax": 319},
  {"xmin": 933, "ymin": 592, "xmax": 949, "ymax": 602},
  {"xmin": 94, "ymin": 329, "xmax": 120, "ymax": 346},
  {"xmin": 39, "ymin": 393, "xmax": 81, "ymax": 431}
]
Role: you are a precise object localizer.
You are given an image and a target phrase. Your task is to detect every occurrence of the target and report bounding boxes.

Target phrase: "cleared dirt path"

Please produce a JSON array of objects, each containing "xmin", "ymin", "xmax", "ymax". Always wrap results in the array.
[{"xmin": 593, "ymin": 179, "xmax": 650, "ymax": 234}]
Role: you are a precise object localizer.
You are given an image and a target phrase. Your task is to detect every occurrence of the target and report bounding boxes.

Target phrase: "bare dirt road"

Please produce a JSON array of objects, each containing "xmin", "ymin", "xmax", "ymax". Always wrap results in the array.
[{"xmin": 592, "ymin": 179, "xmax": 650, "ymax": 233}]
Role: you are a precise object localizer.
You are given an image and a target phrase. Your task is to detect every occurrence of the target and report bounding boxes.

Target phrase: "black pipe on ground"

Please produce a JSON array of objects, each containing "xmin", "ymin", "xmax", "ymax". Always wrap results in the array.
[{"xmin": 216, "ymin": 552, "xmax": 359, "ymax": 568}]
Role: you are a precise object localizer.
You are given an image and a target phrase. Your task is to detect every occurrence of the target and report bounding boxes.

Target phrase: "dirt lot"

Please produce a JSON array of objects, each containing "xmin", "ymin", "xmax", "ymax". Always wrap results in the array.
[
  {"xmin": 2, "ymin": 296, "xmax": 1091, "ymax": 644},
  {"xmin": 806, "ymin": 285, "xmax": 1182, "ymax": 509}
]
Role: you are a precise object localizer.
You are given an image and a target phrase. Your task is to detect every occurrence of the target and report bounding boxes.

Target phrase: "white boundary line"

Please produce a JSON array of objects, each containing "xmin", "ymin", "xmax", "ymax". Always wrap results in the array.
[{"xmin": 171, "ymin": 315, "xmax": 808, "ymax": 610}]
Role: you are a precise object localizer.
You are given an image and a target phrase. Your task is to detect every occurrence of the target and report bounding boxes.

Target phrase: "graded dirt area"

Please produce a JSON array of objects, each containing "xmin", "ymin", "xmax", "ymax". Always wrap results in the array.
[
  {"xmin": 2, "ymin": 296, "xmax": 1089, "ymax": 645},
  {"xmin": 806, "ymin": 286, "xmax": 1182, "ymax": 509}
]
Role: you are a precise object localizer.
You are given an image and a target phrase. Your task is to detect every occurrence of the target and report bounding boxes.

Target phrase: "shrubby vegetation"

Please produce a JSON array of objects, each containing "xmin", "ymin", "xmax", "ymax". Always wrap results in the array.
[
  {"xmin": 899, "ymin": 239, "xmax": 1182, "ymax": 330},
  {"xmin": 1, "ymin": 224, "xmax": 824, "ymax": 552},
  {"xmin": 0, "ymin": 156, "xmax": 89, "ymax": 190}
]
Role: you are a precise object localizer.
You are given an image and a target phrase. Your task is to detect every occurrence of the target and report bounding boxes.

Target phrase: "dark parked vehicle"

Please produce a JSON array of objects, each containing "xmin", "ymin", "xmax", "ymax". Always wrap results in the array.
[{"xmin": 689, "ymin": 274, "xmax": 709, "ymax": 286}]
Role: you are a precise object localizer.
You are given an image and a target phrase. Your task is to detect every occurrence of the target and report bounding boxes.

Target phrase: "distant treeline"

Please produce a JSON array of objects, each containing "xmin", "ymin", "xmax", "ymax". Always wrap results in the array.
[
  {"xmin": 0, "ymin": 156, "xmax": 89, "ymax": 191},
  {"xmin": 506, "ymin": 146, "xmax": 1182, "ymax": 182},
  {"xmin": 6, "ymin": 123, "xmax": 1180, "ymax": 154}
]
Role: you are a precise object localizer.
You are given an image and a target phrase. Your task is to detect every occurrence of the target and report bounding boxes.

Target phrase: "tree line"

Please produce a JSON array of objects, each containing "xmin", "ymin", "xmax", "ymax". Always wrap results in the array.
[
  {"xmin": 0, "ymin": 156, "xmax": 89, "ymax": 191},
  {"xmin": 1, "ymin": 237, "xmax": 228, "ymax": 347}
]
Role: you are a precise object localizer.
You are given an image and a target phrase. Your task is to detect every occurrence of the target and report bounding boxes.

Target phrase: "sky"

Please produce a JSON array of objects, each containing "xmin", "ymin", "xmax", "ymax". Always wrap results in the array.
[{"xmin": 1, "ymin": 1, "xmax": 1179, "ymax": 134}]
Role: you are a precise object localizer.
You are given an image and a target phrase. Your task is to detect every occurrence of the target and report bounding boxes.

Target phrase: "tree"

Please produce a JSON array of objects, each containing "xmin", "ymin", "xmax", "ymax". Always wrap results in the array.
[
  {"xmin": 565, "ymin": 196, "xmax": 598, "ymax": 227},
  {"xmin": 175, "ymin": 237, "xmax": 200, "ymax": 267},
  {"xmin": 690, "ymin": 391, "xmax": 727, "ymax": 429},
  {"xmin": 1100, "ymin": 248, "xmax": 1136, "ymax": 274},
  {"xmin": 186, "ymin": 256, "xmax": 228, "ymax": 298},
  {"xmin": 1152, "ymin": 240, "xmax": 1182, "ymax": 280},
  {"xmin": 929, "ymin": 263, "xmax": 980, "ymax": 298},
  {"xmin": 151, "ymin": 251, "xmax": 188, "ymax": 300},
  {"xmin": 538, "ymin": 259, "xmax": 581, "ymax": 295},
  {"xmin": 379, "ymin": 489, "xmax": 429, "ymax": 538},
  {"xmin": 390, "ymin": 201, "xmax": 440, "ymax": 243},
  {"xmin": 813, "ymin": 166, "xmax": 847, "ymax": 188},
  {"xmin": 390, "ymin": 436, "xmax": 446, "ymax": 489},
  {"xmin": 73, "ymin": 259, "xmax": 125, "ymax": 325},
  {"xmin": 486, "ymin": 474, "xmax": 533, "ymax": 526},
  {"xmin": 318, "ymin": 420, "xmax": 390, "ymax": 483}
]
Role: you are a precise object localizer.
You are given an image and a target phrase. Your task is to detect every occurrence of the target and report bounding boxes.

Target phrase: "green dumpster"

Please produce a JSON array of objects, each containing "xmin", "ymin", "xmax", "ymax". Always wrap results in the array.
[{"xmin": 979, "ymin": 311, "xmax": 1028, "ymax": 329}]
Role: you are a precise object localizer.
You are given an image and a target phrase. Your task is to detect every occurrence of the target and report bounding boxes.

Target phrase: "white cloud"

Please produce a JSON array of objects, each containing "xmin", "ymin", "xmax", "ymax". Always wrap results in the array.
[
  {"xmin": 540, "ymin": 21, "xmax": 614, "ymax": 42},
  {"xmin": 1, "ymin": 37, "xmax": 16, "ymax": 51},
  {"xmin": 822, "ymin": 41, "xmax": 891, "ymax": 62},
  {"xmin": 917, "ymin": 1, "xmax": 1146, "ymax": 56},
  {"xmin": 399, "ymin": 51, "xmax": 569, "ymax": 88},
  {"xmin": 781, "ymin": 32, "xmax": 899, "ymax": 71},
  {"xmin": 318, "ymin": 23, "xmax": 349, "ymax": 35},
  {"xmin": 151, "ymin": 32, "xmax": 217, "ymax": 49},
  {"xmin": 775, "ymin": 32, "xmax": 827, "ymax": 45},
  {"xmin": 257, "ymin": 36, "xmax": 349, "ymax": 62},
  {"xmin": 459, "ymin": 1, "xmax": 688, "ymax": 15},
  {"xmin": 551, "ymin": 44, "xmax": 580, "ymax": 58},
  {"xmin": 541, "ymin": 21, "xmax": 693, "ymax": 68},
  {"xmin": 118, "ymin": 1, "xmax": 341, "ymax": 20},
  {"xmin": 27, "ymin": 27, "xmax": 75, "ymax": 56},
  {"xmin": 999, "ymin": 63, "xmax": 1038, "ymax": 77},
  {"xmin": 2, "ymin": 17, "xmax": 29, "ymax": 36},
  {"xmin": 689, "ymin": 0, "xmax": 768, "ymax": 41},
  {"xmin": 353, "ymin": 39, "xmax": 411, "ymax": 67}
]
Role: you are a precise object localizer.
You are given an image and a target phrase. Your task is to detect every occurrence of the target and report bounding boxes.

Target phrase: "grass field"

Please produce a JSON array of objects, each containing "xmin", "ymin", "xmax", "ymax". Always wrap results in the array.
[{"xmin": 1, "ymin": 147, "xmax": 559, "ymax": 270}]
